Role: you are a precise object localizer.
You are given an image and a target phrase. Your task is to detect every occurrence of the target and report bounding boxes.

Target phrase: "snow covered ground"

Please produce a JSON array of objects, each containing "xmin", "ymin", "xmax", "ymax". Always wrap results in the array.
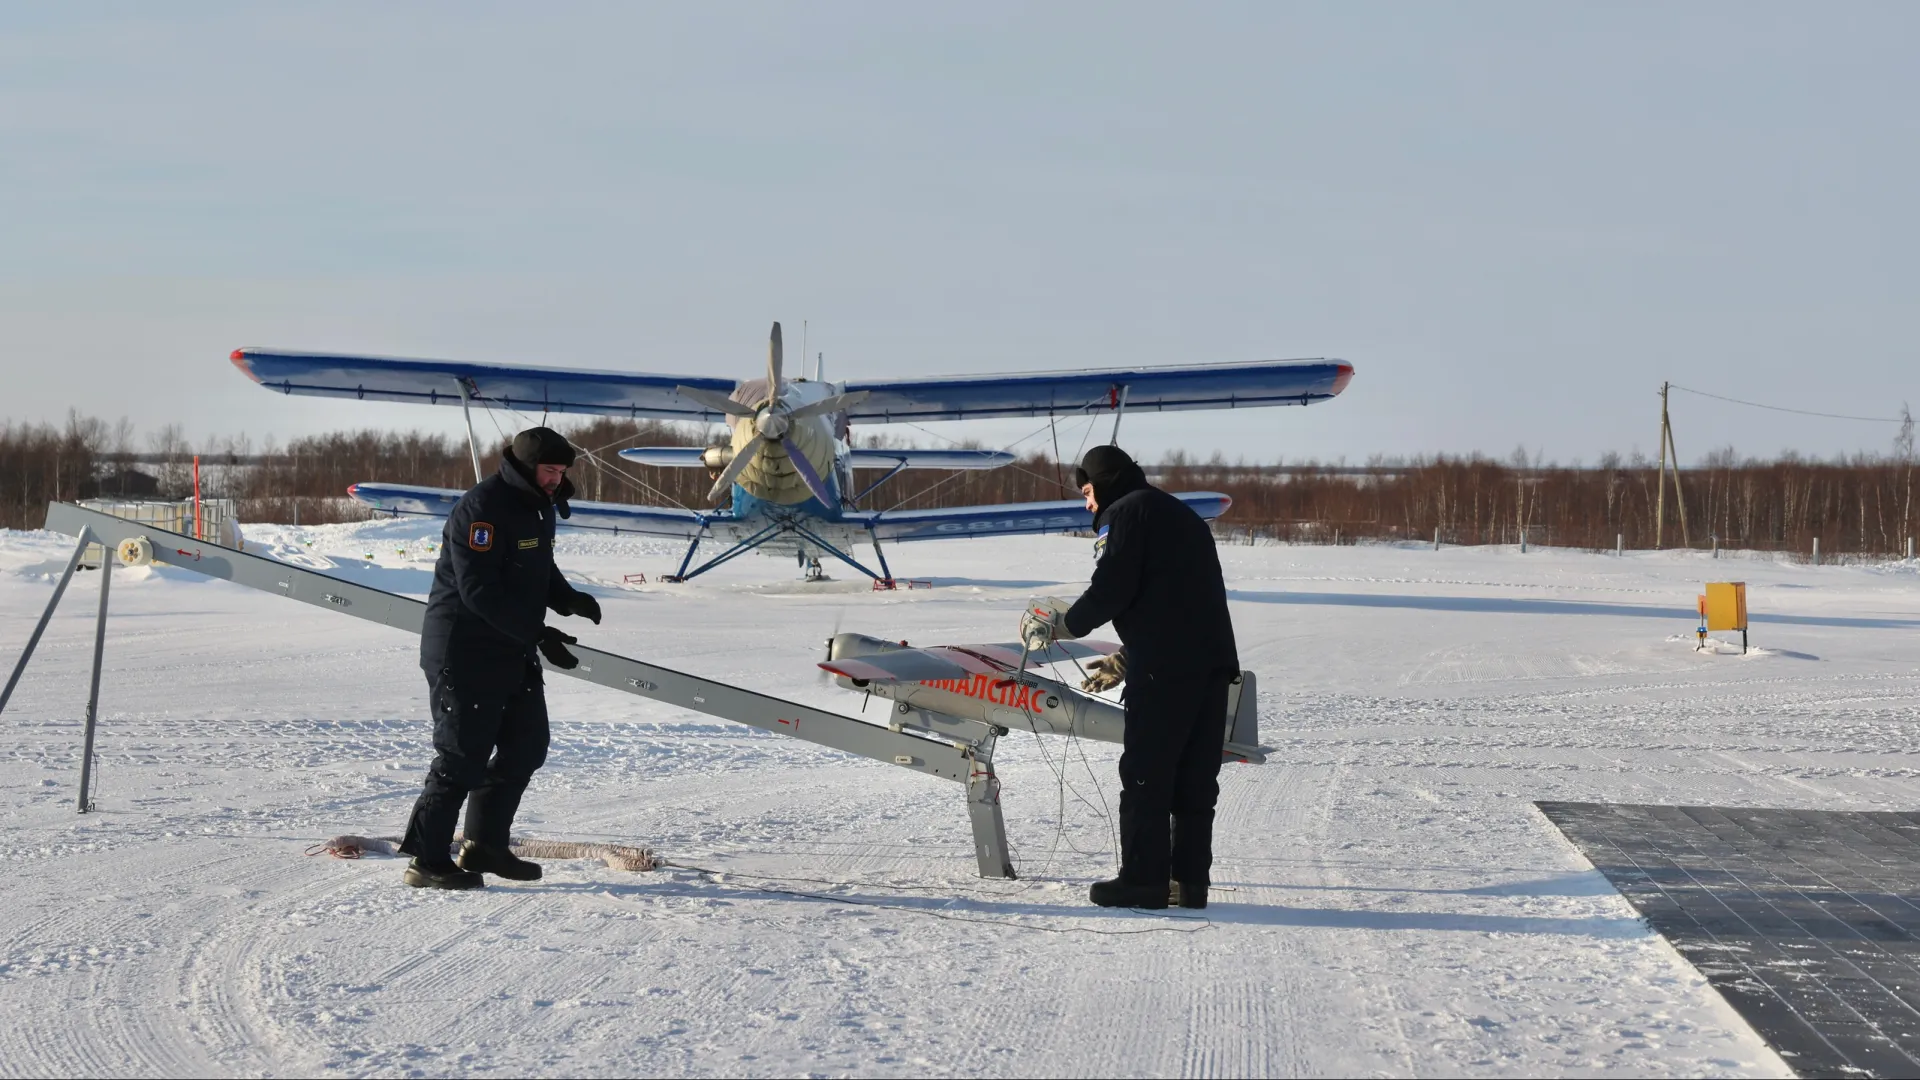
[{"xmin": 2, "ymin": 518, "xmax": 1916, "ymax": 1078}]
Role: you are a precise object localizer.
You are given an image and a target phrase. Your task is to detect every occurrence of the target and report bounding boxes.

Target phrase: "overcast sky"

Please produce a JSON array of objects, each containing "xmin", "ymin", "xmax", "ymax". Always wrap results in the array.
[{"xmin": 2, "ymin": 3, "xmax": 1915, "ymax": 466}]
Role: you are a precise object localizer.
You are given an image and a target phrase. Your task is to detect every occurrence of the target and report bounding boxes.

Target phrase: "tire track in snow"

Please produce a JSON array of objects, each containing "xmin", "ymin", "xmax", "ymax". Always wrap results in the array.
[
  {"xmin": 167, "ymin": 851, "xmax": 369, "ymax": 1075},
  {"xmin": 0, "ymin": 842, "xmax": 269, "ymax": 1077}
]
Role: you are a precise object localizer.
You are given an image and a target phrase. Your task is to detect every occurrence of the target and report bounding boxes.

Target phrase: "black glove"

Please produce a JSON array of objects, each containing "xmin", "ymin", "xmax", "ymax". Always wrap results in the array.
[
  {"xmin": 569, "ymin": 592, "xmax": 602, "ymax": 625},
  {"xmin": 537, "ymin": 626, "xmax": 579, "ymax": 669}
]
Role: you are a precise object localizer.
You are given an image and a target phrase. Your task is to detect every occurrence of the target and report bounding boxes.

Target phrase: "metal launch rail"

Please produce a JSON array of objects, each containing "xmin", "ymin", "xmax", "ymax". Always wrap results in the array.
[{"xmin": 9, "ymin": 503, "xmax": 1034, "ymax": 876}]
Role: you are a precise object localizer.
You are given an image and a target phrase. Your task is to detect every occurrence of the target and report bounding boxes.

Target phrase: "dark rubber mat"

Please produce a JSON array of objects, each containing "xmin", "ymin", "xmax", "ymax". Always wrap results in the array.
[{"xmin": 1538, "ymin": 802, "xmax": 1920, "ymax": 1079}]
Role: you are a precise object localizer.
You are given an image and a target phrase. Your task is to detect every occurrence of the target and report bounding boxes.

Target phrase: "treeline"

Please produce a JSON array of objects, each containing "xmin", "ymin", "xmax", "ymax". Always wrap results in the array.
[
  {"xmin": 3, "ymin": 415, "xmax": 1915, "ymax": 556},
  {"xmin": 1158, "ymin": 448, "xmax": 1917, "ymax": 555}
]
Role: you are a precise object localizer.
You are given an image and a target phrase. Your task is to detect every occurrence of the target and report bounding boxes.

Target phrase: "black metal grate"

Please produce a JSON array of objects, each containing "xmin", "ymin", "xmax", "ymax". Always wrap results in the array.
[{"xmin": 1539, "ymin": 803, "xmax": 1920, "ymax": 1079}]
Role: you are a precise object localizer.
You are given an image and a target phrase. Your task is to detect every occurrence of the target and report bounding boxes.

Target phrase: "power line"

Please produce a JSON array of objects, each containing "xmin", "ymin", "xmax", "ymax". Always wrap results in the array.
[{"xmin": 1668, "ymin": 384, "xmax": 1906, "ymax": 424}]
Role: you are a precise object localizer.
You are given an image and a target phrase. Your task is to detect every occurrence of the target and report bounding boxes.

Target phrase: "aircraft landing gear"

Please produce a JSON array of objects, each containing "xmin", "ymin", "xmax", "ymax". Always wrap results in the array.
[{"xmin": 804, "ymin": 557, "xmax": 827, "ymax": 582}]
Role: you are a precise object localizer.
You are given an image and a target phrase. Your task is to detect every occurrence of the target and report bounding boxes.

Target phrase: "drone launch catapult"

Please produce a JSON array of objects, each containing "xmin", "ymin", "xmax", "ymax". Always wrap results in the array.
[{"xmin": 6, "ymin": 503, "xmax": 1270, "ymax": 879}]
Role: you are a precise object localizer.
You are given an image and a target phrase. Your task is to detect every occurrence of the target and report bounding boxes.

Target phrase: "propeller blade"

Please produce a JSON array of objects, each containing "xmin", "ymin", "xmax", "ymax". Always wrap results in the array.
[
  {"xmin": 675, "ymin": 385, "xmax": 756, "ymax": 419},
  {"xmin": 768, "ymin": 321, "xmax": 783, "ymax": 398},
  {"xmin": 706, "ymin": 435, "xmax": 765, "ymax": 503},
  {"xmin": 781, "ymin": 436, "xmax": 836, "ymax": 507},
  {"xmin": 786, "ymin": 390, "xmax": 871, "ymax": 420},
  {"xmin": 816, "ymin": 608, "xmax": 845, "ymax": 685}
]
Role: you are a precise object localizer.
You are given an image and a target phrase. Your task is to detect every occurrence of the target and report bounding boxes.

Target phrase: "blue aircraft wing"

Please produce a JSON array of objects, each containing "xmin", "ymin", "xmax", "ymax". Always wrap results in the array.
[
  {"xmin": 862, "ymin": 492, "xmax": 1232, "ymax": 542},
  {"xmin": 617, "ymin": 448, "xmax": 1018, "ymax": 470},
  {"xmin": 234, "ymin": 348, "xmax": 1351, "ymax": 426},
  {"xmin": 617, "ymin": 448, "xmax": 1019, "ymax": 471},
  {"xmin": 232, "ymin": 349, "xmax": 738, "ymax": 422},
  {"xmin": 346, "ymin": 482, "xmax": 714, "ymax": 539},
  {"xmin": 846, "ymin": 448, "xmax": 1017, "ymax": 470},
  {"xmin": 842, "ymin": 358, "xmax": 1353, "ymax": 423},
  {"xmin": 619, "ymin": 448, "xmax": 711, "ymax": 467}
]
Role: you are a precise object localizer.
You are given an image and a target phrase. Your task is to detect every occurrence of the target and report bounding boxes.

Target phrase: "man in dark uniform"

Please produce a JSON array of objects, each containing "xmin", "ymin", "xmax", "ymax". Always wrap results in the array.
[
  {"xmin": 1021, "ymin": 444, "xmax": 1240, "ymax": 910},
  {"xmin": 399, "ymin": 427, "xmax": 603, "ymax": 889}
]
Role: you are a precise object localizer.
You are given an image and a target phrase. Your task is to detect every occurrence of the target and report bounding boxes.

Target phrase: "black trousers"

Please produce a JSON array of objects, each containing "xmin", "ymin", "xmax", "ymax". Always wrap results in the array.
[
  {"xmin": 400, "ymin": 661, "xmax": 551, "ymax": 860},
  {"xmin": 1116, "ymin": 672, "xmax": 1230, "ymax": 887}
]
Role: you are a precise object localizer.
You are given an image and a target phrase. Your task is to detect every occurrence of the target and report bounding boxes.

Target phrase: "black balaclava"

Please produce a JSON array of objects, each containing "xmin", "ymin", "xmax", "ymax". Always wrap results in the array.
[{"xmin": 1073, "ymin": 444, "xmax": 1147, "ymax": 515}]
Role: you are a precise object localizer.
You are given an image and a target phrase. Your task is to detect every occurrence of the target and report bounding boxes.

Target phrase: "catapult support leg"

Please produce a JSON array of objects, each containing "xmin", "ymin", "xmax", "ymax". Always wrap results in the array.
[
  {"xmin": 77, "ymin": 547, "xmax": 112, "ymax": 813},
  {"xmin": 0, "ymin": 527, "xmax": 92, "ymax": 718},
  {"xmin": 966, "ymin": 739, "xmax": 1016, "ymax": 879}
]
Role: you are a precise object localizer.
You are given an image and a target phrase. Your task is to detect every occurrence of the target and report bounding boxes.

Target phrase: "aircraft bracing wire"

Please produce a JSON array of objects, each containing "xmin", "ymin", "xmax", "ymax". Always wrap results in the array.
[
  {"xmin": 482, "ymin": 396, "xmax": 697, "ymax": 511},
  {"xmin": 882, "ymin": 406, "xmax": 1104, "ymax": 513}
]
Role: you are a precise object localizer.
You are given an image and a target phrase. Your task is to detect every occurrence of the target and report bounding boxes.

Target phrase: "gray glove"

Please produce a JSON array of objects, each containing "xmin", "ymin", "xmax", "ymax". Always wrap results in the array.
[{"xmin": 1080, "ymin": 649, "xmax": 1126, "ymax": 693}]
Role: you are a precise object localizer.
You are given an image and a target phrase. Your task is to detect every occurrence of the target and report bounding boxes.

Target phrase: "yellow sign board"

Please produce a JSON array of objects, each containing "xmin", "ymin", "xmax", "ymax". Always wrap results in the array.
[{"xmin": 1705, "ymin": 582, "xmax": 1747, "ymax": 632}]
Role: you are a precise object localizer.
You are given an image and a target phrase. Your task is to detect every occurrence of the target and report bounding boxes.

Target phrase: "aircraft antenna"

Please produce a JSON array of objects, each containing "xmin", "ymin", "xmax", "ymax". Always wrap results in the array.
[{"xmin": 802, "ymin": 320, "xmax": 808, "ymax": 380}]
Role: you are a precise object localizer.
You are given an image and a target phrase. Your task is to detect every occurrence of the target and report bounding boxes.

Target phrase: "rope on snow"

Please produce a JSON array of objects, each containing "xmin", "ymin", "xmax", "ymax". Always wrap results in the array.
[{"xmin": 306, "ymin": 834, "xmax": 657, "ymax": 872}]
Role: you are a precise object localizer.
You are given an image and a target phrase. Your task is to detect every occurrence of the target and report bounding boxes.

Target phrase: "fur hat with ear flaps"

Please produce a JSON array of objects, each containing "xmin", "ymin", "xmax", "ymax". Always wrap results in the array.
[
  {"xmin": 510, "ymin": 427, "xmax": 577, "ymax": 469},
  {"xmin": 504, "ymin": 427, "xmax": 578, "ymax": 517}
]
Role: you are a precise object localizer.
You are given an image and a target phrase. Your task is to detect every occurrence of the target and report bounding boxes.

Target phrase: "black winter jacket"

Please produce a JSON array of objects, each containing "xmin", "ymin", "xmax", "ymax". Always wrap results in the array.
[
  {"xmin": 420, "ymin": 453, "xmax": 583, "ymax": 685},
  {"xmin": 1063, "ymin": 485, "xmax": 1239, "ymax": 680}
]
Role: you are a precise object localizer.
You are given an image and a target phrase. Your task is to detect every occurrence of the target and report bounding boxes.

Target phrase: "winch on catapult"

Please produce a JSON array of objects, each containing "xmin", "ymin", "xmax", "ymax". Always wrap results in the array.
[{"xmin": 11, "ymin": 503, "xmax": 1270, "ymax": 879}]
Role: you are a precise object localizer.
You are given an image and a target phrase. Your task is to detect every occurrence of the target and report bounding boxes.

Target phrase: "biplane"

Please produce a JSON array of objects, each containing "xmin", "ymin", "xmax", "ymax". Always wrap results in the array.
[{"xmin": 231, "ymin": 323, "xmax": 1352, "ymax": 582}]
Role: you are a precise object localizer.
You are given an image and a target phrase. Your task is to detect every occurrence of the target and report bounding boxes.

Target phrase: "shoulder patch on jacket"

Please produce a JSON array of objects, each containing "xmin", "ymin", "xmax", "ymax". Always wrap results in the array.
[
  {"xmin": 469, "ymin": 522, "xmax": 494, "ymax": 551},
  {"xmin": 1094, "ymin": 525, "xmax": 1109, "ymax": 561},
  {"xmin": 517, "ymin": 537, "xmax": 540, "ymax": 550}
]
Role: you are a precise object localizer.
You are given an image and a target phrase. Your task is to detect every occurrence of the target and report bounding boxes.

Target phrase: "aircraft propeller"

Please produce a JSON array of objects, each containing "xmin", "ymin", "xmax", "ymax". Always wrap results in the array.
[
  {"xmin": 676, "ymin": 322, "xmax": 868, "ymax": 507},
  {"xmin": 816, "ymin": 607, "xmax": 846, "ymax": 687}
]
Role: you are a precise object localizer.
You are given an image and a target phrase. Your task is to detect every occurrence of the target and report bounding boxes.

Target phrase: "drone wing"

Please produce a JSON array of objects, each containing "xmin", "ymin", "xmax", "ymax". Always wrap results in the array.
[{"xmin": 818, "ymin": 639, "xmax": 1120, "ymax": 684}]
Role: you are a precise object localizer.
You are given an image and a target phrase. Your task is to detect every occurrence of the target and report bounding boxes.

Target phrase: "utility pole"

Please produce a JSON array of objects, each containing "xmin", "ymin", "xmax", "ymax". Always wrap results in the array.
[
  {"xmin": 1665, "ymin": 386, "xmax": 1690, "ymax": 547},
  {"xmin": 1656, "ymin": 383, "xmax": 1669, "ymax": 548},
  {"xmin": 1655, "ymin": 381, "xmax": 1692, "ymax": 549}
]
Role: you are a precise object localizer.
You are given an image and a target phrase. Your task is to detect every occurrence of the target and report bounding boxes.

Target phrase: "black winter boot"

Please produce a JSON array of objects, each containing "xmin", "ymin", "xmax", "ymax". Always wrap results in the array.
[
  {"xmin": 403, "ymin": 857, "xmax": 485, "ymax": 890},
  {"xmin": 457, "ymin": 840, "xmax": 543, "ymax": 881},
  {"xmin": 1171, "ymin": 881, "xmax": 1208, "ymax": 909},
  {"xmin": 1090, "ymin": 878, "xmax": 1169, "ymax": 909}
]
